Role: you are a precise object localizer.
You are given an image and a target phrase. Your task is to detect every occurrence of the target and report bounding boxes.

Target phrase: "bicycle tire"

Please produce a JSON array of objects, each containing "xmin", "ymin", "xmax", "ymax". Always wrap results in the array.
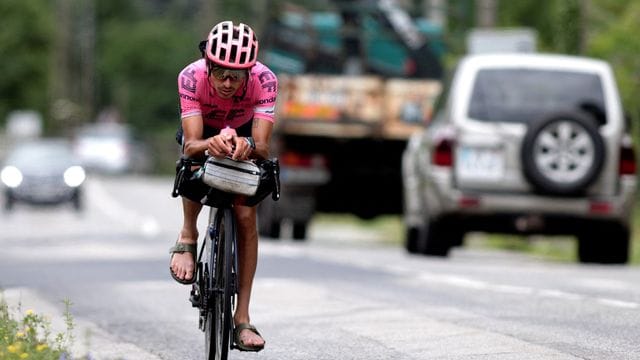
[
  {"xmin": 204, "ymin": 208, "xmax": 235, "ymax": 360},
  {"xmin": 202, "ymin": 211, "xmax": 216, "ymax": 359}
]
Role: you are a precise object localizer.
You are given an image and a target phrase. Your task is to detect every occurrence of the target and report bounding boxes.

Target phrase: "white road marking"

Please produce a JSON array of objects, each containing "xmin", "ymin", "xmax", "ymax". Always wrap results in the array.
[
  {"xmin": 596, "ymin": 298, "xmax": 640, "ymax": 309},
  {"xmin": 538, "ymin": 289, "xmax": 584, "ymax": 301},
  {"xmin": 88, "ymin": 179, "xmax": 160, "ymax": 238},
  {"xmin": 413, "ymin": 270, "xmax": 639, "ymax": 310},
  {"xmin": 275, "ymin": 243, "xmax": 640, "ymax": 312}
]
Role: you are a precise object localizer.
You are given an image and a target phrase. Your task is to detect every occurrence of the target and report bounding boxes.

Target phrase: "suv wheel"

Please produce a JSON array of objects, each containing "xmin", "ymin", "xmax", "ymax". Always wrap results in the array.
[
  {"xmin": 578, "ymin": 222, "xmax": 629, "ymax": 264},
  {"xmin": 4, "ymin": 193, "xmax": 15, "ymax": 212},
  {"xmin": 417, "ymin": 218, "xmax": 454, "ymax": 257},
  {"xmin": 71, "ymin": 189, "xmax": 83, "ymax": 212},
  {"xmin": 405, "ymin": 226, "xmax": 420, "ymax": 254},
  {"xmin": 521, "ymin": 111, "xmax": 605, "ymax": 195}
]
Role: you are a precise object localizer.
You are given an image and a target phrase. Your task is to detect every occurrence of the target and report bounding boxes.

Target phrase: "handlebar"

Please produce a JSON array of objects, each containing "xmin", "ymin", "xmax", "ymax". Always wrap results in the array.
[
  {"xmin": 271, "ymin": 158, "xmax": 281, "ymax": 201},
  {"xmin": 172, "ymin": 155, "xmax": 280, "ymax": 204}
]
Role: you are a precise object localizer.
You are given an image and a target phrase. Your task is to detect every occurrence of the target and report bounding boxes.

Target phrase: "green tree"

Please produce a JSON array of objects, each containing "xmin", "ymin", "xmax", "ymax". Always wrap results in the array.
[
  {"xmin": 496, "ymin": 0, "xmax": 583, "ymax": 53},
  {"xmin": 95, "ymin": 0, "xmax": 266, "ymax": 132},
  {"xmin": 588, "ymin": 0, "xmax": 640, "ymax": 125},
  {"xmin": 0, "ymin": 0, "xmax": 53, "ymax": 126},
  {"xmin": 98, "ymin": 17, "xmax": 196, "ymax": 130}
]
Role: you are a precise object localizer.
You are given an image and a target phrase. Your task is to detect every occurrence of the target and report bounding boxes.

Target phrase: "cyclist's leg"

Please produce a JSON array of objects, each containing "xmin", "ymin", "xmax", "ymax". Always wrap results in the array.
[
  {"xmin": 170, "ymin": 197, "xmax": 202, "ymax": 282},
  {"xmin": 232, "ymin": 205, "xmax": 265, "ymax": 348}
]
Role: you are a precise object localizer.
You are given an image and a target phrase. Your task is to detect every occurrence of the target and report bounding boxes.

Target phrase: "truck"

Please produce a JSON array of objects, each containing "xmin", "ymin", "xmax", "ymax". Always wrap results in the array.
[{"xmin": 258, "ymin": 0, "xmax": 444, "ymax": 240}]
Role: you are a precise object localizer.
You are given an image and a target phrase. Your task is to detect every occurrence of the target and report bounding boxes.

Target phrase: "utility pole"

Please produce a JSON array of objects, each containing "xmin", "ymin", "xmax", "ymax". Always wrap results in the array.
[
  {"xmin": 199, "ymin": 0, "xmax": 218, "ymax": 36},
  {"xmin": 579, "ymin": 0, "xmax": 589, "ymax": 54},
  {"xmin": 53, "ymin": 0, "xmax": 71, "ymax": 103},
  {"xmin": 476, "ymin": 0, "xmax": 498, "ymax": 28},
  {"xmin": 424, "ymin": 0, "xmax": 447, "ymax": 29},
  {"xmin": 79, "ymin": 0, "xmax": 96, "ymax": 119}
]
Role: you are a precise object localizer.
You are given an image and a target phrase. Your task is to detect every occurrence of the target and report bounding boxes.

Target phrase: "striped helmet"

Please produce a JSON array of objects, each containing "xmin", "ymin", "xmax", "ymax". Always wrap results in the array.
[{"xmin": 205, "ymin": 21, "xmax": 258, "ymax": 69}]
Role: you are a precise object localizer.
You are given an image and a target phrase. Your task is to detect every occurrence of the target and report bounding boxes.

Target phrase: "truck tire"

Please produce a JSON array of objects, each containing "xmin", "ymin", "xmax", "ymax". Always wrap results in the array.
[
  {"xmin": 258, "ymin": 203, "xmax": 281, "ymax": 239},
  {"xmin": 578, "ymin": 222, "xmax": 629, "ymax": 264},
  {"xmin": 265, "ymin": 221, "xmax": 281, "ymax": 239},
  {"xmin": 521, "ymin": 111, "xmax": 605, "ymax": 195},
  {"xmin": 258, "ymin": 217, "xmax": 281, "ymax": 239},
  {"xmin": 292, "ymin": 221, "xmax": 308, "ymax": 241}
]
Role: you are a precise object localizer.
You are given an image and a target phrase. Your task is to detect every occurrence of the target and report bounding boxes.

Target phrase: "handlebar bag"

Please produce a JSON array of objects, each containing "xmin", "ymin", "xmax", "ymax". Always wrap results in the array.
[
  {"xmin": 243, "ymin": 159, "xmax": 280, "ymax": 207},
  {"xmin": 201, "ymin": 157, "xmax": 260, "ymax": 196}
]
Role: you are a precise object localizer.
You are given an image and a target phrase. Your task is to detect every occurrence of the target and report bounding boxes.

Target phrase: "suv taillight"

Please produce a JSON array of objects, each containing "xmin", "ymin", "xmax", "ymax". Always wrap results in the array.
[
  {"xmin": 432, "ymin": 138, "xmax": 454, "ymax": 167},
  {"xmin": 619, "ymin": 145, "xmax": 636, "ymax": 175}
]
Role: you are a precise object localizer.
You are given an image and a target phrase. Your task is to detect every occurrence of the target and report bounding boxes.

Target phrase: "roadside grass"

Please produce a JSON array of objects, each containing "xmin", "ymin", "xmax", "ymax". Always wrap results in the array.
[
  {"xmin": 311, "ymin": 213, "xmax": 403, "ymax": 246},
  {"xmin": 314, "ymin": 205, "xmax": 640, "ymax": 265},
  {"xmin": 465, "ymin": 234, "xmax": 577, "ymax": 262},
  {"xmin": 0, "ymin": 295, "xmax": 74, "ymax": 360}
]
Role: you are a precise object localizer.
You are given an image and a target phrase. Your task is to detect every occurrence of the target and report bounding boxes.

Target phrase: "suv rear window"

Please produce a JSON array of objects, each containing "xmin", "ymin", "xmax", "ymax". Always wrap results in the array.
[{"xmin": 468, "ymin": 68, "xmax": 605, "ymax": 124}]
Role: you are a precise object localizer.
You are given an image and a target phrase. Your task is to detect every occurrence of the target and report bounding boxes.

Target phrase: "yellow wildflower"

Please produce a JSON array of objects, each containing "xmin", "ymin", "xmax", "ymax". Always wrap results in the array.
[
  {"xmin": 7, "ymin": 344, "xmax": 18, "ymax": 353},
  {"xmin": 20, "ymin": 353, "xmax": 29, "ymax": 359},
  {"xmin": 16, "ymin": 331, "xmax": 26, "ymax": 338},
  {"xmin": 25, "ymin": 309, "xmax": 34, "ymax": 316},
  {"xmin": 36, "ymin": 344, "xmax": 48, "ymax": 352}
]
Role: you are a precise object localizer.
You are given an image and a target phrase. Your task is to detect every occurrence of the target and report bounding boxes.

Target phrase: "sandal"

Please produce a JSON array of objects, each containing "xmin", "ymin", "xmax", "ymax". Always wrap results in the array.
[
  {"xmin": 233, "ymin": 323, "xmax": 265, "ymax": 352},
  {"xmin": 169, "ymin": 241, "xmax": 197, "ymax": 285}
]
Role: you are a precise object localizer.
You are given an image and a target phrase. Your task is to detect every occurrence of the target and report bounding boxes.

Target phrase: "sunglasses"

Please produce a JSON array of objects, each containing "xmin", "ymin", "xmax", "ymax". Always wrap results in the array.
[{"xmin": 210, "ymin": 66, "xmax": 247, "ymax": 82}]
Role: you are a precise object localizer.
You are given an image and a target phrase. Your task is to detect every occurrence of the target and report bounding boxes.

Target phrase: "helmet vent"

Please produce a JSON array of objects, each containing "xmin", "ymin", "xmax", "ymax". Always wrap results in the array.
[{"xmin": 230, "ymin": 45, "xmax": 238, "ymax": 63}]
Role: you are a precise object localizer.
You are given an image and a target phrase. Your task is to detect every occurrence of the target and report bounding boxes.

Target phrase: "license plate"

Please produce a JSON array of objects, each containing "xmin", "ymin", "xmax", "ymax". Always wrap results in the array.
[{"xmin": 456, "ymin": 146, "xmax": 505, "ymax": 181}]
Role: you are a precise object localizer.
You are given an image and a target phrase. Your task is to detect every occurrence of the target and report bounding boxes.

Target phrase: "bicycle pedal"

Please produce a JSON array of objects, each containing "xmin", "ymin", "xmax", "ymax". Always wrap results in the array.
[{"xmin": 189, "ymin": 287, "xmax": 201, "ymax": 307}]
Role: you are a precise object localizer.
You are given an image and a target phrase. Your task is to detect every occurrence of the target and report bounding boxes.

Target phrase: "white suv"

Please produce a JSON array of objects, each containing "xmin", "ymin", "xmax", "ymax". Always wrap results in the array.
[{"xmin": 402, "ymin": 53, "xmax": 637, "ymax": 263}]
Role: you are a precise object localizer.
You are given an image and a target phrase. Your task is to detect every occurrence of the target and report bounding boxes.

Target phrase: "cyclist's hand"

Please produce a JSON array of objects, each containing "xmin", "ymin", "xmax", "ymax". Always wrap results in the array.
[
  {"xmin": 207, "ymin": 134, "xmax": 234, "ymax": 158},
  {"xmin": 231, "ymin": 137, "xmax": 252, "ymax": 161}
]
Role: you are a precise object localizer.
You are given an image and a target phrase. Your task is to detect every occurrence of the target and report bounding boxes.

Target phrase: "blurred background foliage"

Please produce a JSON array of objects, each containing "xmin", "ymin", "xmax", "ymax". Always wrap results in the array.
[{"xmin": 0, "ymin": 0, "xmax": 639, "ymax": 172}]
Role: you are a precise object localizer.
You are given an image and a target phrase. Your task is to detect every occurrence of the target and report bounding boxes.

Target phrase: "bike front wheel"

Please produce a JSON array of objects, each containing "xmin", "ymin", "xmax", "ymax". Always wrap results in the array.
[{"xmin": 204, "ymin": 208, "xmax": 235, "ymax": 360}]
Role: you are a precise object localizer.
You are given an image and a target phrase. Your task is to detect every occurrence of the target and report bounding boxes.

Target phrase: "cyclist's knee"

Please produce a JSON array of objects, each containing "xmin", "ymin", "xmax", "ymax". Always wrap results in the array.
[{"xmin": 234, "ymin": 206, "xmax": 256, "ymax": 227}]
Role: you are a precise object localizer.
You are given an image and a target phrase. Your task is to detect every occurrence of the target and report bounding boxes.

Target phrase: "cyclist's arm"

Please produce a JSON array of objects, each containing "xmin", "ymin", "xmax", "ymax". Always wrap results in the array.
[
  {"xmin": 249, "ymin": 117, "xmax": 273, "ymax": 160},
  {"xmin": 182, "ymin": 115, "xmax": 233, "ymax": 159}
]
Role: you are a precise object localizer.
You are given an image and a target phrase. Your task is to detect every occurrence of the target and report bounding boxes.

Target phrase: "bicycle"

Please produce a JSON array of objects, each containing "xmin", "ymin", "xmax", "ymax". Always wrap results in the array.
[{"xmin": 173, "ymin": 156, "xmax": 280, "ymax": 360}]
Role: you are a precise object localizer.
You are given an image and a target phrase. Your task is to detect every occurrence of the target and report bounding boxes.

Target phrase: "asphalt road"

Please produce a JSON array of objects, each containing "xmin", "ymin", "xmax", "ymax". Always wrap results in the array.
[{"xmin": 1, "ymin": 175, "xmax": 640, "ymax": 360}]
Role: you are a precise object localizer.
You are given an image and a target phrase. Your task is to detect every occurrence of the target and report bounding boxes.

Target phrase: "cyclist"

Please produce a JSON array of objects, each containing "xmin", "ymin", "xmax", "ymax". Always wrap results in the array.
[{"xmin": 170, "ymin": 20, "xmax": 276, "ymax": 352}]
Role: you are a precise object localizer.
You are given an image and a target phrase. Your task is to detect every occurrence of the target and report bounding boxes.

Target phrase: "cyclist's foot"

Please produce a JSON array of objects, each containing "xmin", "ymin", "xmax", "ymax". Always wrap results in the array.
[
  {"xmin": 233, "ymin": 323, "xmax": 265, "ymax": 352},
  {"xmin": 169, "ymin": 234, "xmax": 198, "ymax": 284}
]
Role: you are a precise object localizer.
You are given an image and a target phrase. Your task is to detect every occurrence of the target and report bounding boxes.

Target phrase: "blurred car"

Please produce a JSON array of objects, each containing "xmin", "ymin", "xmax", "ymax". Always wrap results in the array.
[
  {"xmin": 402, "ymin": 53, "xmax": 637, "ymax": 264},
  {"xmin": 73, "ymin": 122, "xmax": 149, "ymax": 174},
  {"xmin": 1, "ymin": 139, "xmax": 86, "ymax": 211}
]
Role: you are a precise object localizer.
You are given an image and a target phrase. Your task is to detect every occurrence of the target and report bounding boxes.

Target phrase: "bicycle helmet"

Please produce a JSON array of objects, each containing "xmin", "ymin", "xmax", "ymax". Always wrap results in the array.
[{"xmin": 205, "ymin": 21, "xmax": 258, "ymax": 69}]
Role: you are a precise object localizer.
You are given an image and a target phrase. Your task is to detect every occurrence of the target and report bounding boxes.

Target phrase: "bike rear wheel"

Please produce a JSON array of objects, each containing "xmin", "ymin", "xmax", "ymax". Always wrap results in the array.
[{"xmin": 204, "ymin": 208, "xmax": 236, "ymax": 360}]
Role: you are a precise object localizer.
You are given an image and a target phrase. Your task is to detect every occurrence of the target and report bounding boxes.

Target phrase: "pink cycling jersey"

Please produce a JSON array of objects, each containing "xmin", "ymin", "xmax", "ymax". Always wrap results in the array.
[{"xmin": 178, "ymin": 59, "xmax": 277, "ymax": 129}]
